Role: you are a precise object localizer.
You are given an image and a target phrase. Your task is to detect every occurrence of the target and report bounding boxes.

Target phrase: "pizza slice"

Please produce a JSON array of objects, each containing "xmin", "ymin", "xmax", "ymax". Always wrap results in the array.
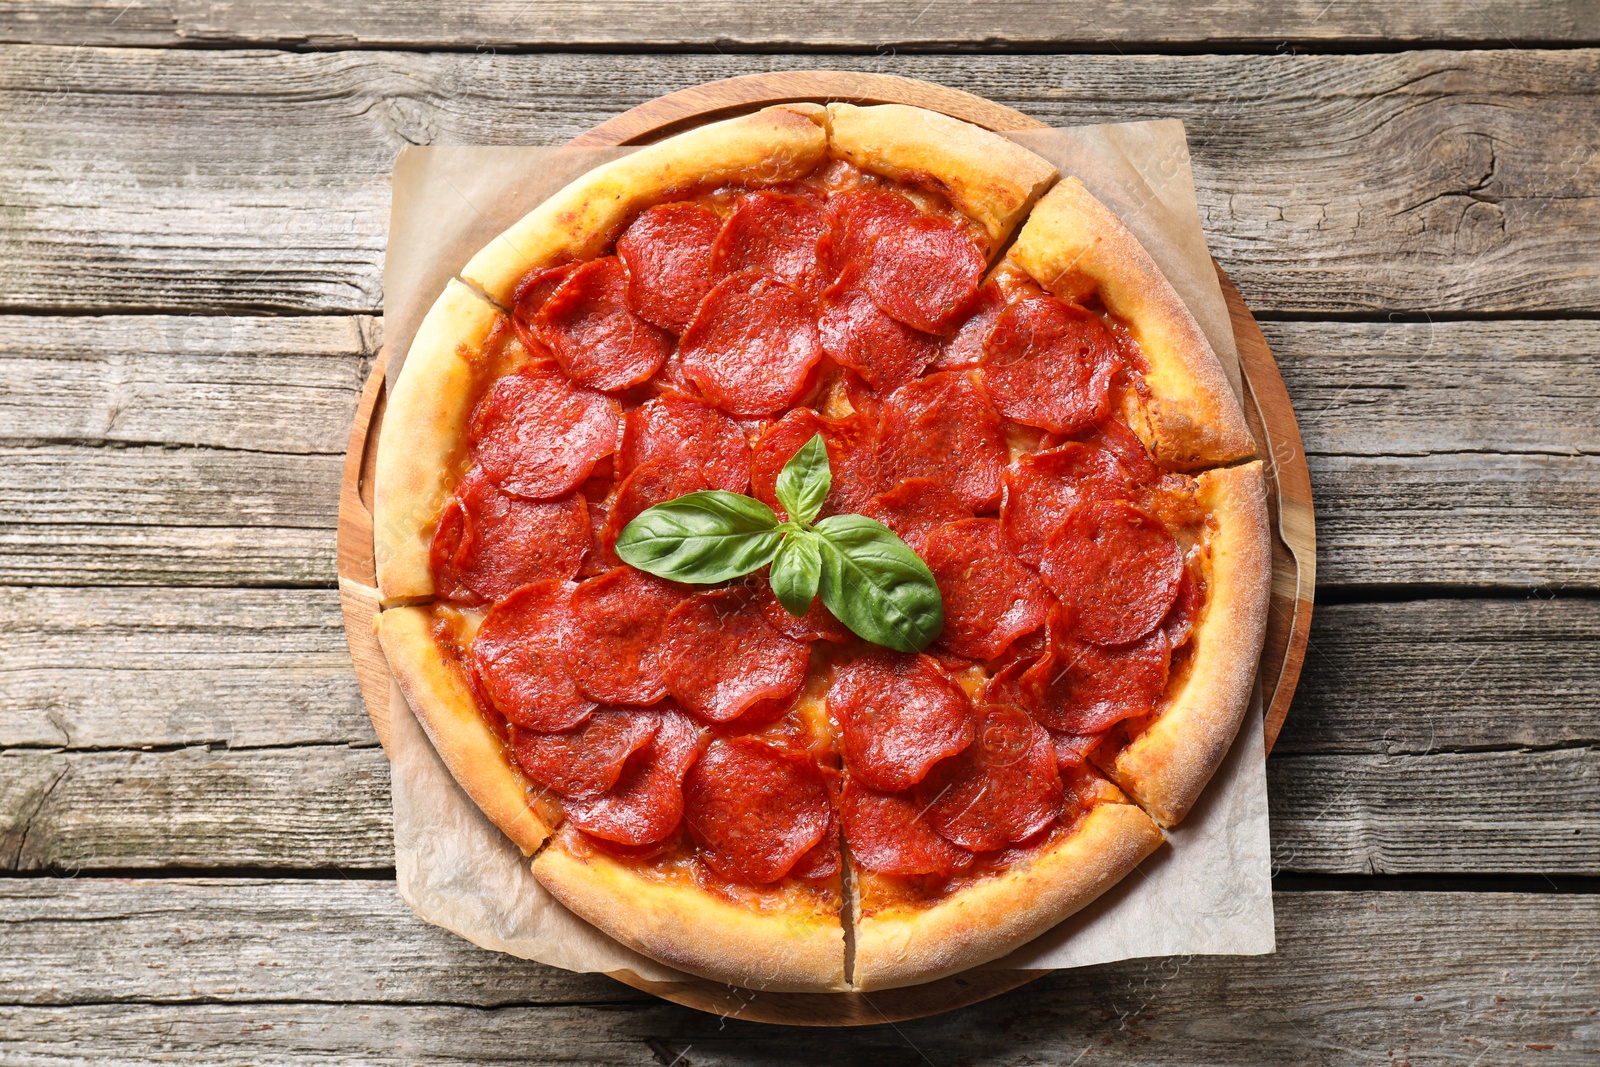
[{"xmin": 371, "ymin": 101, "xmax": 1271, "ymax": 993}]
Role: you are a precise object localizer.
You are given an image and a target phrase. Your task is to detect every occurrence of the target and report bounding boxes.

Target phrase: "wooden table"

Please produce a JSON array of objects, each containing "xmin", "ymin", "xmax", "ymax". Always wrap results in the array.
[{"xmin": 2, "ymin": 5, "xmax": 1597, "ymax": 1063}]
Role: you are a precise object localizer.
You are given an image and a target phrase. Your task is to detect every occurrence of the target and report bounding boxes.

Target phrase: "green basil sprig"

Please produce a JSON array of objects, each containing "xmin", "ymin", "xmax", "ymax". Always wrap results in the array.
[{"xmin": 614, "ymin": 434, "xmax": 944, "ymax": 653}]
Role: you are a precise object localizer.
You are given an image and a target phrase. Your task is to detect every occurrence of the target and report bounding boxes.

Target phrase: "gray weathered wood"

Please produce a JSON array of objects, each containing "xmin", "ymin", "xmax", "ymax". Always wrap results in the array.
[
  {"xmin": 1264, "ymin": 319, "xmax": 1600, "ymax": 457},
  {"xmin": 5, "ymin": 588, "xmax": 1595, "ymax": 756},
  {"xmin": 0, "ymin": 886, "xmax": 1594, "ymax": 1064},
  {"xmin": 5, "ymin": 732, "xmax": 1597, "ymax": 873},
  {"xmin": 0, "ymin": 314, "xmax": 377, "ymax": 454},
  {"xmin": 0, "ymin": 586, "xmax": 366, "ymax": 749},
  {"xmin": 3, "ymin": 48, "xmax": 1598, "ymax": 315},
  {"xmin": 1, "ymin": 314, "xmax": 1596, "ymax": 589},
  {"xmin": 0, "ymin": 745, "xmax": 391, "ymax": 871},
  {"xmin": 1269, "ymin": 746, "xmax": 1600, "ymax": 874},
  {"xmin": 0, "ymin": 523, "xmax": 334, "ymax": 586},
  {"xmin": 6, "ymin": 0, "xmax": 1598, "ymax": 48},
  {"xmin": 1277, "ymin": 596, "xmax": 1600, "ymax": 756},
  {"xmin": 0, "ymin": 878, "xmax": 631, "ymax": 1006}
]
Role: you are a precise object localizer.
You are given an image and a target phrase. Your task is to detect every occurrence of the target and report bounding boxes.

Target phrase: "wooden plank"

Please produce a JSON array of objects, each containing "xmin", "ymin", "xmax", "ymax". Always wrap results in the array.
[
  {"xmin": 0, "ymin": 878, "xmax": 630, "ymax": 1006},
  {"xmin": 0, "ymin": 745, "xmax": 392, "ymax": 871},
  {"xmin": 2, "ymin": 48, "xmax": 1598, "ymax": 315},
  {"xmin": 0, "ymin": 523, "xmax": 334, "ymax": 586},
  {"xmin": 1265, "ymin": 319, "xmax": 1600, "ymax": 457},
  {"xmin": 6, "ymin": 0, "xmax": 1598, "ymax": 49},
  {"xmin": 1277, "ymin": 597, "xmax": 1600, "ymax": 755},
  {"xmin": 0, "ymin": 313, "xmax": 376, "ymax": 454},
  {"xmin": 0, "ymin": 586, "xmax": 365, "ymax": 749},
  {"xmin": 2, "ymin": 448, "xmax": 1588, "ymax": 589},
  {"xmin": 1269, "ymin": 746, "xmax": 1600, "ymax": 875},
  {"xmin": 4, "ymin": 736, "xmax": 1597, "ymax": 873},
  {"xmin": 0, "ymin": 314, "xmax": 1596, "ymax": 588},
  {"xmin": 0, "ymin": 888, "xmax": 1593, "ymax": 1063},
  {"xmin": 6, "ymin": 589, "xmax": 1591, "ymax": 757}
]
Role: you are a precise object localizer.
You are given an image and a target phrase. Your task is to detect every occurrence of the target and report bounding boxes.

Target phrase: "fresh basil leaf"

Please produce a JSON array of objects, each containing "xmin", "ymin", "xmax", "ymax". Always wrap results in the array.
[
  {"xmin": 814, "ymin": 514, "xmax": 944, "ymax": 653},
  {"xmin": 775, "ymin": 433, "xmax": 831, "ymax": 526},
  {"xmin": 615, "ymin": 491, "xmax": 782, "ymax": 584},
  {"xmin": 770, "ymin": 531, "xmax": 824, "ymax": 617}
]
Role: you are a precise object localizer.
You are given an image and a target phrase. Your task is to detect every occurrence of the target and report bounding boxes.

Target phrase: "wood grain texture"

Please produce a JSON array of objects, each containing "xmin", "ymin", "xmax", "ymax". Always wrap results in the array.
[
  {"xmin": 1278, "ymin": 597, "xmax": 1600, "ymax": 756},
  {"xmin": 2, "ymin": 315, "xmax": 1594, "ymax": 589},
  {"xmin": 0, "ymin": 586, "xmax": 365, "ymax": 749},
  {"xmin": 6, "ymin": 0, "xmax": 1598, "ymax": 48},
  {"xmin": 2, "ymin": 48, "xmax": 1598, "ymax": 315},
  {"xmin": 0, "ymin": 745, "xmax": 391, "ymax": 871},
  {"xmin": 5, "ymin": 726, "xmax": 1596, "ymax": 873},
  {"xmin": 7, "ymin": 590, "xmax": 1592, "ymax": 756},
  {"xmin": 0, "ymin": 886, "xmax": 1594, "ymax": 1062},
  {"xmin": 0, "ymin": 313, "xmax": 377, "ymax": 454}
]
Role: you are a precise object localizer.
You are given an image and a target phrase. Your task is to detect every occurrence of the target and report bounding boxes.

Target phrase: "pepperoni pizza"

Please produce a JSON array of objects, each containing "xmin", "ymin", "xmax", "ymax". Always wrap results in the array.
[{"xmin": 372, "ymin": 103, "xmax": 1270, "ymax": 992}]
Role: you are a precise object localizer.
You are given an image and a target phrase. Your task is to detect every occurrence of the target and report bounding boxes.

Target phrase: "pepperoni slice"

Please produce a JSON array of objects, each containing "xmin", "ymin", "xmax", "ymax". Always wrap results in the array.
[
  {"xmin": 565, "ymin": 709, "xmax": 701, "ymax": 847},
  {"xmin": 755, "ymin": 579, "xmax": 851, "ymax": 643},
  {"xmin": 430, "ymin": 468, "xmax": 590, "ymax": 605},
  {"xmin": 981, "ymin": 296, "xmax": 1120, "ymax": 434},
  {"xmin": 577, "ymin": 500, "xmax": 609, "ymax": 578},
  {"xmin": 817, "ymin": 186, "xmax": 926, "ymax": 281},
  {"xmin": 512, "ymin": 263, "xmax": 580, "ymax": 318},
  {"xmin": 533, "ymin": 256, "xmax": 674, "ymax": 391},
  {"xmin": 863, "ymin": 478, "xmax": 972, "ymax": 556},
  {"xmin": 749, "ymin": 408, "xmax": 880, "ymax": 519},
  {"xmin": 933, "ymin": 280, "xmax": 1005, "ymax": 371},
  {"xmin": 564, "ymin": 567, "xmax": 685, "ymax": 705},
  {"xmin": 679, "ymin": 271, "xmax": 822, "ymax": 416},
  {"xmin": 917, "ymin": 704, "xmax": 1063, "ymax": 852},
  {"xmin": 862, "ymin": 216, "xmax": 987, "ymax": 334},
  {"xmin": 840, "ymin": 778, "xmax": 974, "ymax": 877},
  {"xmin": 982, "ymin": 655, "xmax": 1036, "ymax": 712},
  {"xmin": 468, "ymin": 369, "xmax": 620, "ymax": 501},
  {"xmin": 616, "ymin": 202, "xmax": 721, "ymax": 332},
  {"xmin": 1000, "ymin": 441, "xmax": 1135, "ymax": 567},
  {"xmin": 1038, "ymin": 500, "xmax": 1183, "ymax": 645},
  {"xmin": 827, "ymin": 651, "xmax": 976, "ymax": 792},
  {"xmin": 683, "ymin": 737, "xmax": 833, "ymax": 883},
  {"xmin": 599, "ymin": 458, "xmax": 710, "ymax": 558},
  {"xmin": 788, "ymin": 831, "xmax": 843, "ymax": 881},
  {"xmin": 471, "ymin": 580, "xmax": 595, "ymax": 732},
  {"xmin": 817, "ymin": 269, "xmax": 940, "ymax": 394},
  {"xmin": 1050, "ymin": 732, "xmax": 1101, "ymax": 770},
  {"xmin": 710, "ymin": 191, "xmax": 826, "ymax": 295},
  {"xmin": 616, "ymin": 394, "xmax": 751, "ymax": 492},
  {"xmin": 511, "ymin": 709, "xmax": 659, "ymax": 799},
  {"xmin": 664, "ymin": 588, "xmax": 810, "ymax": 722},
  {"xmin": 876, "ymin": 372, "xmax": 1008, "ymax": 512},
  {"xmin": 1163, "ymin": 562, "xmax": 1201, "ymax": 648},
  {"xmin": 924, "ymin": 519, "xmax": 1051, "ymax": 662},
  {"xmin": 1019, "ymin": 630, "xmax": 1171, "ymax": 735}
]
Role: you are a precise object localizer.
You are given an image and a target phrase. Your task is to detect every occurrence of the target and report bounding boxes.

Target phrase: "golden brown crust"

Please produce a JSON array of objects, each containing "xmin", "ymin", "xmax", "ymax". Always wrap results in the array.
[
  {"xmin": 373, "ymin": 280, "xmax": 500, "ymax": 603},
  {"xmin": 532, "ymin": 829, "xmax": 847, "ymax": 992},
  {"xmin": 825, "ymin": 103, "xmax": 1057, "ymax": 248},
  {"xmin": 377, "ymin": 605, "xmax": 550, "ymax": 855},
  {"xmin": 1100, "ymin": 461, "xmax": 1271, "ymax": 826},
  {"xmin": 460, "ymin": 104, "xmax": 829, "ymax": 305},
  {"xmin": 851, "ymin": 802, "xmax": 1164, "ymax": 991},
  {"xmin": 1007, "ymin": 177, "xmax": 1255, "ymax": 469}
]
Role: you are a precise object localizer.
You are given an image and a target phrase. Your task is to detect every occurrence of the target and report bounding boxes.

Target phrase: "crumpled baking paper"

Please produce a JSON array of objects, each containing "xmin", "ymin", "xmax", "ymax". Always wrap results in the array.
[{"xmin": 381, "ymin": 118, "xmax": 1275, "ymax": 984}]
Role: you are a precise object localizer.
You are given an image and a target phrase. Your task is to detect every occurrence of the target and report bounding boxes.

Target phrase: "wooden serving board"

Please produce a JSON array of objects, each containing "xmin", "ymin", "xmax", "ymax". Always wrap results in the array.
[{"xmin": 336, "ymin": 71, "xmax": 1316, "ymax": 1026}]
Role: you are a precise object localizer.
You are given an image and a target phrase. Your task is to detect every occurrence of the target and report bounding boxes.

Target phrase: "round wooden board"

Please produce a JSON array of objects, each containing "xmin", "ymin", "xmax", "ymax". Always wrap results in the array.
[{"xmin": 337, "ymin": 71, "xmax": 1316, "ymax": 1027}]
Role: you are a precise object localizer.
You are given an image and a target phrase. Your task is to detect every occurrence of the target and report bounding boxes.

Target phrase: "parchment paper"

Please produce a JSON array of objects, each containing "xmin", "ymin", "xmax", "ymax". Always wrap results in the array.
[{"xmin": 382, "ymin": 119, "xmax": 1274, "ymax": 981}]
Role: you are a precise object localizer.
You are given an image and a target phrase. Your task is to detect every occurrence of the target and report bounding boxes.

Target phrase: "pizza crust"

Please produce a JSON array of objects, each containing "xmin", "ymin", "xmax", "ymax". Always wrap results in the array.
[
  {"xmin": 826, "ymin": 103, "xmax": 1057, "ymax": 248},
  {"xmin": 851, "ymin": 800, "xmax": 1164, "ymax": 991},
  {"xmin": 373, "ymin": 280, "xmax": 500, "ymax": 603},
  {"xmin": 377, "ymin": 605, "xmax": 551, "ymax": 855},
  {"xmin": 1099, "ymin": 461, "xmax": 1272, "ymax": 826},
  {"xmin": 1006, "ymin": 177, "xmax": 1255, "ymax": 470},
  {"xmin": 533, "ymin": 829, "xmax": 848, "ymax": 992},
  {"xmin": 461, "ymin": 104, "xmax": 829, "ymax": 306}
]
